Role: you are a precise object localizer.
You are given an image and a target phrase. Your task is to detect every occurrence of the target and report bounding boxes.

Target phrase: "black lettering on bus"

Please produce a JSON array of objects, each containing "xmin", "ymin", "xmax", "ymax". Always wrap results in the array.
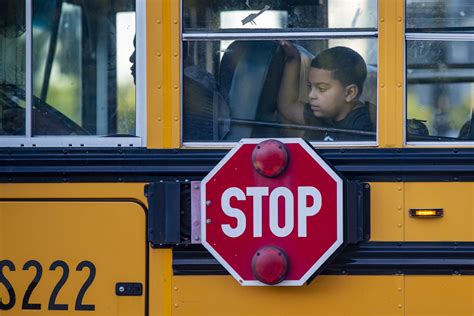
[
  {"xmin": 0, "ymin": 260, "xmax": 16, "ymax": 310},
  {"xmin": 21, "ymin": 260, "xmax": 42, "ymax": 310},
  {"xmin": 48, "ymin": 260, "xmax": 69, "ymax": 311},
  {"xmin": 75, "ymin": 261, "xmax": 96, "ymax": 311}
]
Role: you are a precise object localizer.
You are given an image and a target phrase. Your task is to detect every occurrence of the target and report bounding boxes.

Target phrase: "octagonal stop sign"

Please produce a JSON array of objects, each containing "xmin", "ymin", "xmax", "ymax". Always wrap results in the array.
[{"xmin": 201, "ymin": 138, "xmax": 345, "ymax": 286}]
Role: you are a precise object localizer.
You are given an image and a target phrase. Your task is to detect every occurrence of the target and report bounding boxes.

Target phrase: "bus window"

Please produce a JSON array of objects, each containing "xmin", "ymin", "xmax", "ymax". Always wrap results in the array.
[
  {"xmin": 406, "ymin": 0, "xmax": 474, "ymax": 143},
  {"xmin": 0, "ymin": 0, "xmax": 142, "ymax": 147},
  {"xmin": 182, "ymin": 0, "xmax": 378, "ymax": 145},
  {"xmin": 0, "ymin": 1, "xmax": 26, "ymax": 136}
]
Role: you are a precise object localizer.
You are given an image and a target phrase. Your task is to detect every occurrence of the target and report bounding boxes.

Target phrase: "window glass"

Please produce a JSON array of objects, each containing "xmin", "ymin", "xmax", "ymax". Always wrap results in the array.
[
  {"xmin": 406, "ymin": 0, "xmax": 474, "ymax": 30},
  {"xmin": 32, "ymin": 0, "xmax": 136, "ymax": 136},
  {"xmin": 406, "ymin": 40, "xmax": 474, "ymax": 141},
  {"xmin": 183, "ymin": 0, "xmax": 377, "ymax": 30},
  {"xmin": 33, "ymin": 1, "xmax": 83, "ymax": 134},
  {"xmin": 0, "ymin": 0, "xmax": 26, "ymax": 135},
  {"xmin": 116, "ymin": 12, "xmax": 136, "ymax": 135},
  {"xmin": 182, "ymin": 38, "xmax": 377, "ymax": 142}
]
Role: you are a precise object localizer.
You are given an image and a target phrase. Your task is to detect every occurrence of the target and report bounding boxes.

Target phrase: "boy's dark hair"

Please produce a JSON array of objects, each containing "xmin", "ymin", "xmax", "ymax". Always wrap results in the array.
[{"xmin": 310, "ymin": 46, "xmax": 367, "ymax": 98}]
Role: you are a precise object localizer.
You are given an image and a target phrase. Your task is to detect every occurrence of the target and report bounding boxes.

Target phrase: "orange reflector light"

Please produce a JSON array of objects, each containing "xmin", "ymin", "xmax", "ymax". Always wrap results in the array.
[
  {"xmin": 252, "ymin": 246, "xmax": 288, "ymax": 285},
  {"xmin": 409, "ymin": 209, "xmax": 443, "ymax": 218},
  {"xmin": 252, "ymin": 140, "xmax": 289, "ymax": 178}
]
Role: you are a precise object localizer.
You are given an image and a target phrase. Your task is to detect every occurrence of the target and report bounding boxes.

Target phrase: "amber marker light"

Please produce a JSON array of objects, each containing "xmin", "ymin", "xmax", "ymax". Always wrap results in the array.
[
  {"xmin": 409, "ymin": 209, "xmax": 444, "ymax": 218},
  {"xmin": 252, "ymin": 139, "xmax": 289, "ymax": 178}
]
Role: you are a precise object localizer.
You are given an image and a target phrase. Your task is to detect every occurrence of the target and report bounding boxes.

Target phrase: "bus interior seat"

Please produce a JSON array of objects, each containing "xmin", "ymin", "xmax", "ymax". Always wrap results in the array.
[
  {"xmin": 359, "ymin": 65, "xmax": 378, "ymax": 127},
  {"xmin": 218, "ymin": 40, "xmax": 286, "ymax": 140},
  {"xmin": 182, "ymin": 67, "xmax": 231, "ymax": 141},
  {"xmin": 182, "ymin": 75, "xmax": 216, "ymax": 141}
]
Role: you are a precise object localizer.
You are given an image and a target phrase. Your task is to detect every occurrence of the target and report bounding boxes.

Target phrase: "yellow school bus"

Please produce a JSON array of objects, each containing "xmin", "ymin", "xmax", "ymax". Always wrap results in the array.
[{"xmin": 1, "ymin": 0, "xmax": 473, "ymax": 315}]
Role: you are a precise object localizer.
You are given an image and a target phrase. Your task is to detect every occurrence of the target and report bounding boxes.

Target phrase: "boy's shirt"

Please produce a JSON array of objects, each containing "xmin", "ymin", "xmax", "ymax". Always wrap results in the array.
[{"xmin": 303, "ymin": 102, "xmax": 375, "ymax": 141}]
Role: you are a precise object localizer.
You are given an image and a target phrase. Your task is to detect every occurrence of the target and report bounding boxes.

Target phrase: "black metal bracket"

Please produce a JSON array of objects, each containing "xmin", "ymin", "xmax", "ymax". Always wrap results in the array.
[
  {"xmin": 345, "ymin": 181, "xmax": 370, "ymax": 244},
  {"xmin": 145, "ymin": 181, "xmax": 182, "ymax": 248}
]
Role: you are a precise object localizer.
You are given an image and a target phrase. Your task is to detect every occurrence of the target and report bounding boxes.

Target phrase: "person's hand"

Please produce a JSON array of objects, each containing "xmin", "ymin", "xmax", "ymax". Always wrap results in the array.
[{"xmin": 279, "ymin": 40, "xmax": 300, "ymax": 61}]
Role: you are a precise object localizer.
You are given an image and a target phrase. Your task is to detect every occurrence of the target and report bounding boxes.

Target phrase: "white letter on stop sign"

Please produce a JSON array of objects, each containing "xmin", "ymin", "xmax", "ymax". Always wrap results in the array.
[
  {"xmin": 298, "ymin": 186, "xmax": 322, "ymax": 237},
  {"xmin": 269, "ymin": 187, "xmax": 294, "ymax": 237},
  {"xmin": 221, "ymin": 187, "xmax": 246, "ymax": 238}
]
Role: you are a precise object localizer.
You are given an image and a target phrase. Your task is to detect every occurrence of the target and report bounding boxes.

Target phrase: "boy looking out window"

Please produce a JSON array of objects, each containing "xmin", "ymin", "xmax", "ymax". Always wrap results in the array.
[{"xmin": 277, "ymin": 41, "xmax": 375, "ymax": 141}]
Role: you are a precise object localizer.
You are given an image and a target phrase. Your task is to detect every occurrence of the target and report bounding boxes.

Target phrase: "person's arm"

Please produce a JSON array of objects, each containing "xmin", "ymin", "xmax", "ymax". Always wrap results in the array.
[{"xmin": 277, "ymin": 41, "xmax": 306, "ymax": 125}]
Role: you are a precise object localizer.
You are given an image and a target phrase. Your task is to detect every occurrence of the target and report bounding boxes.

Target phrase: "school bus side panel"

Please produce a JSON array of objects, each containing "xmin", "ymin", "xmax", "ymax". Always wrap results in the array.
[{"xmin": 0, "ymin": 184, "xmax": 147, "ymax": 315}]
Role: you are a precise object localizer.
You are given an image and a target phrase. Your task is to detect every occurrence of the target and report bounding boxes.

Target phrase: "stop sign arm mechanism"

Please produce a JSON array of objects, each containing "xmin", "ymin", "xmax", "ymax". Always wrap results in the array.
[
  {"xmin": 345, "ymin": 181, "xmax": 371, "ymax": 245},
  {"xmin": 145, "ymin": 181, "xmax": 193, "ymax": 248},
  {"xmin": 144, "ymin": 179, "xmax": 371, "ymax": 250}
]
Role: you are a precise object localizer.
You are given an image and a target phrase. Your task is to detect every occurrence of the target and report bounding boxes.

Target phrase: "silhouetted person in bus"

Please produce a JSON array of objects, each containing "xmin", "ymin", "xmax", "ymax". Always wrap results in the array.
[{"xmin": 130, "ymin": 36, "xmax": 136, "ymax": 84}]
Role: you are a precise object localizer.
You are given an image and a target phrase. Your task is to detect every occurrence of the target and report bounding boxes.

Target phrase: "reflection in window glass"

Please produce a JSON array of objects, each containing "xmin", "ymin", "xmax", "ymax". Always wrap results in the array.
[
  {"xmin": 182, "ymin": 39, "xmax": 377, "ymax": 142},
  {"xmin": 183, "ymin": 0, "xmax": 377, "ymax": 30},
  {"xmin": 32, "ymin": 0, "xmax": 136, "ymax": 136},
  {"xmin": 406, "ymin": 0, "xmax": 474, "ymax": 29},
  {"xmin": 0, "ymin": 0, "xmax": 25, "ymax": 135},
  {"xmin": 406, "ymin": 40, "xmax": 474, "ymax": 141},
  {"xmin": 44, "ymin": 2, "xmax": 82, "ymax": 127}
]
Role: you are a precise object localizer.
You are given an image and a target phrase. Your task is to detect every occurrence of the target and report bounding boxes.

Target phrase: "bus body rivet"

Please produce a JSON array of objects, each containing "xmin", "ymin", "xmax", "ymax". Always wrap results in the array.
[
  {"xmin": 206, "ymin": 219, "xmax": 211, "ymax": 224},
  {"xmin": 206, "ymin": 200, "xmax": 211, "ymax": 206}
]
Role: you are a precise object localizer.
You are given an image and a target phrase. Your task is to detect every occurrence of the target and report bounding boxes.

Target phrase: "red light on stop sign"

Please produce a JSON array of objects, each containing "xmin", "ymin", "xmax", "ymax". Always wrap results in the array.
[
  {"xmin": 252, "ymin": 246, "xmax": 288, "ymax": 285},
  {"xmin": 252, "ymin": 139, "xmax": 288, "ymax": 178}
]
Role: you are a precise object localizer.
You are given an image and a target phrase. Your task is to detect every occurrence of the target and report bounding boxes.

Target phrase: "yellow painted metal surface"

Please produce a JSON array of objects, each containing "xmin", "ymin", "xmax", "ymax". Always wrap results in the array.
[
  {"xmin": 0, "ymin": 184, "xmax": 174, "ymax": 316},
  {"xmin": 149, "ymin": 249, "xmax": 173, "ymax": 316},
  {"xmin": 172, "ymin": 275, "xmax": 404, "ymax": 315},
  {"xmin": 0, "ymin": 183, "xmax": 147, "ymax": 201},
  {"xmin": 405, "ymin": 276, "xmax": 474, "ymax": 315},
  {"xmin": 378, "ymin": 0, "xmax": 404, "ymax": 148},
  {"xmin": 0, "ymin": 201, "xmax": 146, "ymax": 315},
  {"xmin": 370, "ymin": 182, "xmax": 405, "ymax": 241},
  {"xmin": 146, "ymin": 0, "xmax": 181, "ymax": 149},
  {"xmin": 405, "ymin": 183, "xmax": 474, "ymax": 241},
  {"xmin": 146, "ymin": 0, "xmax": 163, "ymax": 149}
]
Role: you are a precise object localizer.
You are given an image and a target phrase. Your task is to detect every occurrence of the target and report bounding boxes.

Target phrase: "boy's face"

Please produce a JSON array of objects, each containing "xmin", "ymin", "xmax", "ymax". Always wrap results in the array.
[{"xmin": 307, "ymin": 68, "xmax": 352, "ymax": 121}]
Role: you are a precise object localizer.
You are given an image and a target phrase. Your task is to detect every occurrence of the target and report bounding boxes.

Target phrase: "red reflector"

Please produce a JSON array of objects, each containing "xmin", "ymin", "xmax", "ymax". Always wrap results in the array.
[
  {"xmin": 252, "ymin": 140, "xmax": 289, "ymax": 178},
  {"xmin": 252, "ymin": 246, "xmax": 288, "ymax": 285}
]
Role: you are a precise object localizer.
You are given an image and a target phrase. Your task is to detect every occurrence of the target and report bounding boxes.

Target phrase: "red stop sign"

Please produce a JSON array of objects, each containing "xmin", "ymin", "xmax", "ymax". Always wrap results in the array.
[{"xmin": 201, "ymin": 139, "xmax": 344, "ymax": 286}]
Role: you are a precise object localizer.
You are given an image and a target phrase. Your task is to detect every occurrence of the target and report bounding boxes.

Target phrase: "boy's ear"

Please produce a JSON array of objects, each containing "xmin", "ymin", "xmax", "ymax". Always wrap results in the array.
[{"xmin": 344, "ymin": 84, "xmax": 359, "ymax": 102}]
